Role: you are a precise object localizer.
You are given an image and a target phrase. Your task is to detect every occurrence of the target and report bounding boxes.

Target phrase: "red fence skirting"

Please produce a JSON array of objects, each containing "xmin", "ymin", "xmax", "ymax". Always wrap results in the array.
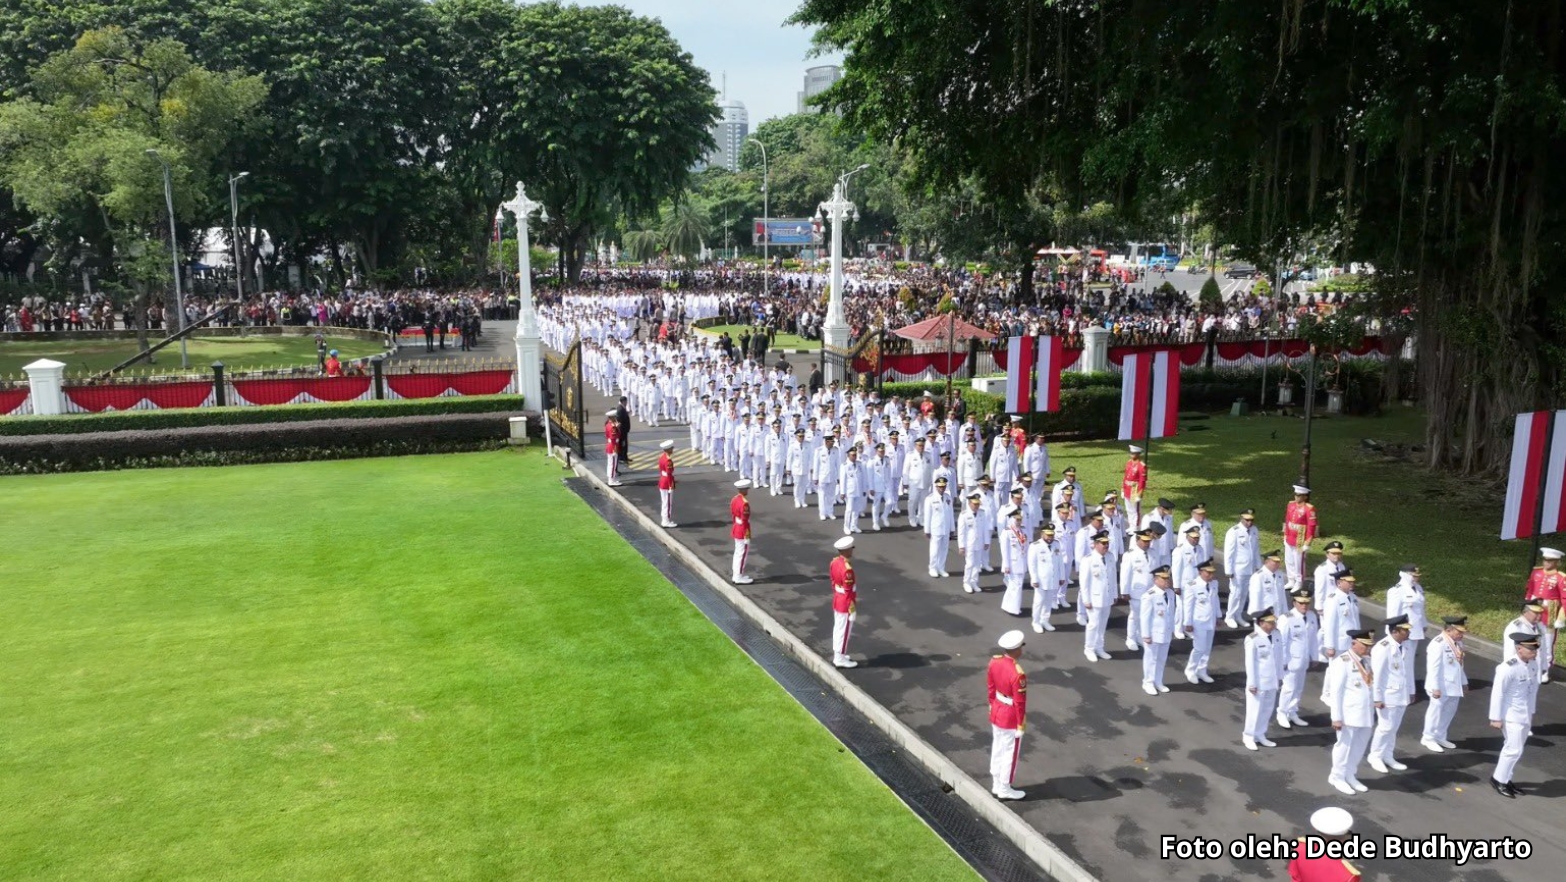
[
  {"xmin": 0, "ymin": 388, "xmax": 30, "ymax": 415},
  {"xmin": 231, "ymin": 376, "xmax": 373, "ymax": 406},
  {"xmin": 64, "ymin": 381, "xmax": 214, "ymax": 413},
  {"xmin": 990, "ymin": 345, "xmax": 1083, "ymax": 372},
  {"xmin": 852, "ymin": 352, "xmax": 970, "ymax": 376},
  {"xmin": 386, "ymin": 370, "xmax": 514, "ymax": 399}
]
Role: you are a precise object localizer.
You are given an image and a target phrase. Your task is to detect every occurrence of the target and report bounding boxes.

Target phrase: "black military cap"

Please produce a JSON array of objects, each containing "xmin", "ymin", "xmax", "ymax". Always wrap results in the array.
[
  {"xmin": 1442, "ymin": 616, "xmax": 1468, "ymax": 631},
  {"xmin": 1152, "ymin": 565, "xmax": 1172, "ymax": 577},
  {"xmin": 1349, "ymin": 629, "xmax": 1375, "ymax": 646},
  {"xmin": 1384, "ymin": 614, "xmax": 1411, "ymax": 630},
  {"xmin": 1510, "ymin": 632, "xmax": 1541, "ymax": 649},
  {"xmin": 1325, "ymin": 540, "xmax": 1345, "ymax": 552}
]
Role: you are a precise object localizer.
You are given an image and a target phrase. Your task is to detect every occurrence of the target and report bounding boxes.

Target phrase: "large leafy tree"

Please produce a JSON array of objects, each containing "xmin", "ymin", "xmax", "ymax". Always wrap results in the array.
[
  {"xmin": 0, "ymin": 27, "xmax": 266, "ymax": 348},
  {"xmin": 795, "ymin": 0, "xmax": 1566, "ymax": 475}
]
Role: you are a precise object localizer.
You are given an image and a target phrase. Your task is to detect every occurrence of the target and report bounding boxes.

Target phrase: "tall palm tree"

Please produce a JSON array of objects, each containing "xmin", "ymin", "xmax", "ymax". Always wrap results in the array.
[
  {"xmin": 660, "ymin": 201, "xmax": 709, "ymax": 263},
  {"xmin": 622, "ymin": 229, "xmax": 662, "ymax": 264}
]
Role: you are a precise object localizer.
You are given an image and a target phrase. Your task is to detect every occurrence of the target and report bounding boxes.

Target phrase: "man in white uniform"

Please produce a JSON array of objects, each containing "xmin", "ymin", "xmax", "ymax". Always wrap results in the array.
[
  {"xmin": 1367, "ymin": 615, "xmax": 1416, "ymax": 773},
  {"xmin": 1139, "ymin": 565, "xmax": 1181, "ymax": 695},
  {"xmin": 957, "ymin": 491, "xmax": 986, "ymax": 595},
  {"xmin": 1079, "ymin": 531, "xmax": 1114, "ymax": 662},
  {"xmin": 999, "ymin": 505, "xmax": 1029, "ymax": 616},
  {"xmin": 1242, "ymin": 609, "xmax": 1283, "ymax": 750},
  {"xmin": 1275, "ymin": 588, "xmax": 1319, "ymax": 729},
  {"xmin": 1223, "ymin": 508, "xmax": 1261, "ymax": 628},
  {"xmin": 1326, "ymin": 629, "xmax": 1377, "ymax": 795},
  {"xmin": 1028, "ymin": 522, "xmax": 1064, "ymax": 633},
  {"xmin": 1120, "ymin": 528, "xmax": 1155, "ymax": 650},
  {"xmin": 1248, "ymin": 550, "xmax": 1290, "ymax": 620},
  {"xmin": 1183, "ymin": 560, "xmax": 1220, "ymax": 683},
  {"xmin": 1420, "ymin": 615, "xmax": 1468, "ymax": 753},
  {"xmin": 923, "ymin": 477, "xmax": 955, "ymax": 578},
  {"xmin": 903, "ymin": 436, "xmax": 935, "ymax": 528},
  {"xmin": 1489, "ymin": 631, "xmax": 1541, "ymax": 798}
]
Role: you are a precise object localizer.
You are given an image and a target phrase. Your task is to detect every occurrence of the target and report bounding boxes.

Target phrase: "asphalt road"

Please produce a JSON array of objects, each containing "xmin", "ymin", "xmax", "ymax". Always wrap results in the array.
[{"xmin": 572, "ymin": 378, "xmax": 1554, "ymax": 882}]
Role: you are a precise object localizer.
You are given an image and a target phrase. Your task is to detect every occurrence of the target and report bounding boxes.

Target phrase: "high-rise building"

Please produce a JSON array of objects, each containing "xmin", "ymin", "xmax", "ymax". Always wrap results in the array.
[
  {"xmin": 798, "ymin": 65, "xmax": 842, "ymax": 114},
  {"xmin": 701, "ymin": 98, "xmax": 748, "ymax": 171}
]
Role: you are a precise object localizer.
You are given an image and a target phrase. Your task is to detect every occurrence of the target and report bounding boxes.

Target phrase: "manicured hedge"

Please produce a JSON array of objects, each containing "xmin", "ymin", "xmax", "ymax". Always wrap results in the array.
[
  {"xmin": 0, "ymin": 413, "xmax": 512, "ymax": 474},
  {"xmin": 0, "ymin": 394, "xmax": 522, "ymax": 437}
]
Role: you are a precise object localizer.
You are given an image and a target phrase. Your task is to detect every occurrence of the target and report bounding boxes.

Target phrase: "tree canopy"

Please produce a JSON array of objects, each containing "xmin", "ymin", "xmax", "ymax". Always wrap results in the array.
[{"xmin": 794, "ymin": 0, "xmax": 1566, "ymax": 475}]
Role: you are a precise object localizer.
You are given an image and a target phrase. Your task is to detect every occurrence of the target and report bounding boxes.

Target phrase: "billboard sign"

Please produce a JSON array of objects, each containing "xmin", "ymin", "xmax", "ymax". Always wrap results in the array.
[{"xmin": 754, "ymin": 218, "xmax": 821, "ymax": 246}]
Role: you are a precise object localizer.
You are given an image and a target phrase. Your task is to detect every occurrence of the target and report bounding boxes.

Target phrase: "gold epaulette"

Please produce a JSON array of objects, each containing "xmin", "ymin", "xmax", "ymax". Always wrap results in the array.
[{"xmin": 1342, "ymin": 858, "xmax": 1360, "ymax": 877}]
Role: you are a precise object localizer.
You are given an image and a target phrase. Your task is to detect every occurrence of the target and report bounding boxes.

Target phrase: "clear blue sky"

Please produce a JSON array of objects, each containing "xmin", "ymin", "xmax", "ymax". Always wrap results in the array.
[{"xmin": 612, "ymin": 0, "xmax": 845, "ymax": 124}]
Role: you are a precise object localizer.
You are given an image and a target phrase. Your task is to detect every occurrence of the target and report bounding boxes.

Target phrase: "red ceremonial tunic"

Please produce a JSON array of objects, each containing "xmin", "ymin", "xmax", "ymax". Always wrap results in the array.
[
  {"xmin": 1011, "ymin": 426, "xmax": 1027, "ymax": 454},
  {"xmin": 831, "ymin": 556, "xmax": 857, "ymax": 614},
  {"xmin": 1525, "ymin": 566, "xmax": 1565, "ymax": 602},
  {"xmin": 1122, "ymin": 458, "xmax": 1147, "ymax": 500},
  {"xmin": 730, "ymin": 494, "xmax": 751, "ymax": 540},
  {"xmin": 657, "ymin": 451, "xmax": 676, "ymax": 490},
  {"xmin": 1287, "ymin": 845, "xmax": 1360, "ymax": 881},
  {"xmin": 1284, "ymin": 501, "xmax": 1318, "ymax": 548},
  {"xmin": 604, "ymin": 422, "xmax": 619, "ymax": 456},
  {"xmin": 987, "ymin": 655, "xmax": 1027, "ymax": 730}
]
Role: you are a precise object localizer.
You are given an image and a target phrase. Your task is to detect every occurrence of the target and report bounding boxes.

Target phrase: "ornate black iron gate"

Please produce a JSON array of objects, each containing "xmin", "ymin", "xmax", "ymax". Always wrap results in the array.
[{"xmin": 544, "ymin": 338, "xmax": 585, "ymax": 456}]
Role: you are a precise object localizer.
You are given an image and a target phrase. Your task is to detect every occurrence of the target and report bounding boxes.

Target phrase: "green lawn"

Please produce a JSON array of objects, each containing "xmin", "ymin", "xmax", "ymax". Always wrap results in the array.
[
  {"xmin": 1051, "ymin": 407, "xmax": 1533, "ymax": 647},
  {"xmin": 701, "ymin": 324, "xmax": 818, "ymax": 351},
  {"xmin": 0, "ymin": 334, "xmax": 384, "ymax": 377},
  {"xmin": 0, "ymin": 451, "xmax": 974, "ymax": 882}
]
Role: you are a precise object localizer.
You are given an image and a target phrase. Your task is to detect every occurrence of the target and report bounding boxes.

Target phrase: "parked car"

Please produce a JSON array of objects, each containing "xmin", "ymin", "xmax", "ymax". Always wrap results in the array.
[{"xmin": 1223, "ymin": 264, "xmax": 1258, "ymax": 279}]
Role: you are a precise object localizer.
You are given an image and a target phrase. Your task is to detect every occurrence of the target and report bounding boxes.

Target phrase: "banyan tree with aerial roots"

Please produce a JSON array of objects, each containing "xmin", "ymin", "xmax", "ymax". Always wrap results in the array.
[{"xmin": 796, "ymin": 0, "xmax": 1565, "ymax": 475}]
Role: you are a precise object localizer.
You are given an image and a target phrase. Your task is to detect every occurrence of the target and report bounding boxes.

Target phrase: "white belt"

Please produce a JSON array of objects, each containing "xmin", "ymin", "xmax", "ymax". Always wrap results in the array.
[
  {"xmin": 994, "ymin": 693, "xmax": 1014, "ymax": 706},
  {"xmin": 833, "ymin": 586, "xmax": 848, "ymax": 594}
]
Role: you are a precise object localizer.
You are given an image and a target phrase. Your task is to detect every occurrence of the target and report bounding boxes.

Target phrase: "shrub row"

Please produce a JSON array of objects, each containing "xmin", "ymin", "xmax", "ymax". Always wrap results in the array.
[
  {"xmin": 0, "ymin": 394, "xmax": 523, "ymax": 436},
  {"xmin": 0, "ymin": 413, "xmax": 513, "ymax": 474}
]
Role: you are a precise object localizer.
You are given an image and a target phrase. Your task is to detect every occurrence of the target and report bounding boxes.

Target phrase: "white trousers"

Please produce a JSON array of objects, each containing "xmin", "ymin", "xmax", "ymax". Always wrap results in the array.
[
  {"xmin": 1143, "ymin": 640, "xmax": 1171, "ymax": 687},
  {"xmin": 1330, "ymin": 725, "xmax": 1372, "ymax": 782},
  {"xmin": 1245, "ymin": 689, "xmax": 1278, "ymax": 739},
  {"xmin": 928, "ymin": 535, "xmax": 949, "ymax": 574},
  {"xmin": 1278, "ymin": 666, "xmax": 1309, "ymax": 717},
  {"xmin": 818, "ymin": 486, "xmax": 836, "ymax": 520},
  {"xmin": 1185, "ymin": 627, "xmax": 1215, "ymax": 677},
  {"xmin": 1370, "ymin": 704, "xmax": 1408, "ymax": 761},
  {"xmin": 844, "ymin": 493, "xmax": 864, "ymax": 534},
  {"xmin": 1031, "ymin": 584, "xmax": 1054, "ymax": 629},
  {"xmin": 768, "ymin": 460, "xmax": 785, "ymax": 496},
  {"xmin": 689, "ymin": 425, "xmax": 702, "ymax": 452},
  {"xmin": 1001, "ymin": 573, "xmax": 1025, "ymax": 615},
  {"xmin": 1125, "ymin": 590, "xmax": 1147, "ymax": 644},
  {"xmin": 1226, "ymin": 569, "xmax": 1253, "ymax": 620},
  {"xmin": 832, "ymin": 611, "xmax": 855, "ymax": 661},
  {"xmin": 1495, "ymin": 720, "xmax": 1529, "ymax": 783},
  {"xmin": 1421, "ymin": 694, "xmax": 1460, "ymax": 743},
  {"xmin": 908, "ymin": 487, "xmax": 929, "ymax": 526},
  {"xmin": 1284, "ymin": 545, "xmax": 1305, "ymax": 586},
  {"xmin": 793, "ymin": 474, "xmax": 810, "ymax": 508},
  {"xmin": 990, "ymin": 726, "xmax": 1022, "ymax": 790},
  {"xmin": 963, "ymin": 547, "xmax": 984, "ymax": 592},
  {"xmin": 731, "ymin": 538, "xmax": 749, "ymax": 580},
  {"xmin": 872, "ymin": 492, "xmax": 891, "ymax": 527},
  {"xmin": 659, "ymin": 489, "xmax": 674, "ymax": 524},
  {"xmin": 607, "ymin": 453, "xmax": 619, "ymax": 482},
  {"xmin": 1083, "ymin": 603, "xmax": 1108, "ymax": 654}
]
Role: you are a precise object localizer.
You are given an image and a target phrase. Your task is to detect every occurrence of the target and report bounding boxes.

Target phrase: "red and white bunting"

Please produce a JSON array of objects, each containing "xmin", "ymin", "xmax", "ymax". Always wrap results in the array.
[
  {"xmin": 1004, "ymin": 335, "xmax": 1035, "ymax": 413},
  {"xmin": 1035, "ymin": 335, "xmax": 1064, "ymax": 412},
  {"xmin": 1502, "ymin": 410, "xmax": 1566, "ymax": 540},
  {"xmin": 1118, "ymin": 350, "xmax": 1180, "ymax": 440}
]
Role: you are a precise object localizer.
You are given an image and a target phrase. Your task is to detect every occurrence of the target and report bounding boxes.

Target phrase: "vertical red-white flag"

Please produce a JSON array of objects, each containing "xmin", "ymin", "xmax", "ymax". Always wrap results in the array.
[
  {"xmin": 1502, "ymin": 410, "xmax": 1566, "ymax": 540},
  {"xmin": 1149, "ymin": 349, "xmax": 1180, "ymax": 438},
  {"xmin": 1119, "ymin": 353, "xmax": 1152, "ymax": 440},
  {"xmin": 1004, "ymin": 335, "xmax": 1035, "ymax": 413},
  {"xmin": 1035, "ymin": 335, "xmax": 1064, "ymax": 412},
  {"xmin": 1118, "ymin": 350, "xmax": 1180, "ymax": 440}
]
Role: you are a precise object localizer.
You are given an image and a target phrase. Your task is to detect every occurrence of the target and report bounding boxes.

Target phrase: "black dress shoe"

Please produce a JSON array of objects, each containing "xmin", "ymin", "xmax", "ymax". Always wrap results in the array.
[
  {"xmin": 1492, "ymin": 778, "xmax": 1516, "ymax": 798},
  {"xmin": 1506, "ymin": 782, "xmax": 1523, "ymax": 797}
]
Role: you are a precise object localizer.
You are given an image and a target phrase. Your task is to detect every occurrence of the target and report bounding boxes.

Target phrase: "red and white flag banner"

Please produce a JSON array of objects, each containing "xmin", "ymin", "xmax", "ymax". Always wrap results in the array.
[
  {"xmin": 1004, "ymin": 335, "xmax": 1035, "ymax": 413},
  {"xmin": 1035, "ymin": 335, "xmax": 1065, "ymax": 412},
  {"xmin": 1502, "ymin": 410, "xmax": 1566, "ymax": 540},
  {"xmin": 1118, "ymin": 350, "xmax": 1180, "ymax": 440}
]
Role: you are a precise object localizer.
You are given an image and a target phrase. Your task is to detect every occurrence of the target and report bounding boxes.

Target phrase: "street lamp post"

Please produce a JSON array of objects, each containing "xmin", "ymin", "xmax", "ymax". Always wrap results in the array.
[
  {"xmin": 229, "ymin": 172, "xmax": 249, "ymax": 306},
  {"xmin": 146, "ymin": 149, "xmax": 188, "ymax": 369},
  {"xmin": 501, "ymin": 182, "xmax": 548, "ymax": 425},
  {"xmin": 747, "ymin": 137, "xmax": 768, "ymax": 295},
  {"xmin": 815, "ymin": 164, "xmax": 867, "ymax": 382}
]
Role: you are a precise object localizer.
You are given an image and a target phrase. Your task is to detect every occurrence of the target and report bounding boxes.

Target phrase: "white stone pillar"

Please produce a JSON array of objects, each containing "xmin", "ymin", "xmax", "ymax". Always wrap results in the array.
[
  {"xmin": 1081, "ymin": 326, "xmax": 1110, "ymax": 374},
  {"xmin": 24, "ymin": 358, "xmax": 66, "ymax": 415},
  {"xmin": 818, "ymin": 181, "xmax": 855, "ymax": 383},
  {"xmin": 514, "ymin": 333, "xmax": 544, "ymax": 413}
]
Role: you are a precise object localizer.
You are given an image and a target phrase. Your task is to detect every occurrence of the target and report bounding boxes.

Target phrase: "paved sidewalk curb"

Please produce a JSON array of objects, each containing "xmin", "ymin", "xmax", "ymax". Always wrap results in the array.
[{"xmin": 562, "ymin": 449, "xmax": 1096, "ymax": 882}]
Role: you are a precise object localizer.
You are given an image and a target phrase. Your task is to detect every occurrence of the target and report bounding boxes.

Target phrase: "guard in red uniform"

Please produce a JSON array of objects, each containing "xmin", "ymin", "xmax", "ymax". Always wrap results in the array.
[
  {"xmin": 656, "ymin": 439, "xmax": 677, "ymax": 528},
  {"xmin": 1524, "ymin": 547, "xmax": 1564, "ymax": 675},
  {"xmin": 1287, "ymin": 807, "xmax": 1361, "ymax": 881},
  {"xmin": 1283, "ymin": 484, "xmax": 1318, "ymax": 588},
  {"xmin": 830, "ymin": 536, "xmax": 859, "ymax": 668},
  {"xmin": 604, "ymin": 410, "xmax": 622, "ymax": 486},
  {"xmin": 1123, "ymin": 444, "xmax": 1148, "ymax": 526},
  {"xmin": 730, "ymin": 479, "xmax": 754, "ymax": 584},
  {"xmin": 987, "ymin": 629, "xmax": 1028, "ymax": 800}
]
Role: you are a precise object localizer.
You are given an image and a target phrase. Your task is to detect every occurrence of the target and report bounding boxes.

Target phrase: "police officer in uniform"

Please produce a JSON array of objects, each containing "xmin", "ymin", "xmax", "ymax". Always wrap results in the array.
[
  {"xmin": 1242, "ymin": 609, "xmax": 1282, "ymax": 750},
  {"xmin": 987, "ymin": 630, "xmax": 1028, "ymax": 800},
  {"xmin": 1326, "ymin": 629, "xmax": 1377, "ymax": 795},
  {"xmin": 1489, "ymin": 632, "xmax": 1542, "ymax": 797}
]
